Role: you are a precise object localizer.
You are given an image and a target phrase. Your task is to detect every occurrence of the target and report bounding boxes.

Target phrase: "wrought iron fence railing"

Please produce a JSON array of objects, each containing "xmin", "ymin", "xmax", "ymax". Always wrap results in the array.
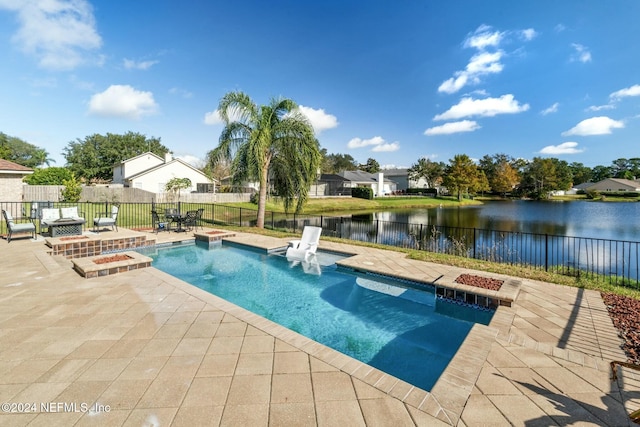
[{"xmin": 1, "ymin": 201, "xmax": 638, "ymax": 288}]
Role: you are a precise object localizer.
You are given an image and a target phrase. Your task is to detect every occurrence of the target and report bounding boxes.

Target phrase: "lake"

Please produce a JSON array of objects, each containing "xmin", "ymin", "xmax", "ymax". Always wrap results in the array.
[{"xmin": 362, "ymin": 200, "xmax": 640, "ymax": 242}]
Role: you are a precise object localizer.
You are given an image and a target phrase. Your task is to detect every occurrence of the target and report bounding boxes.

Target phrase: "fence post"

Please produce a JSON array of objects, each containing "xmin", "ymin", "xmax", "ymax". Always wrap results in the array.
[
  {"xmin": 340, "ymin": 217, "xmax": 343, "ymax": 238},
  {"xmin": 473, "ymin": 228, "xmax": 477, "ymax": 259},
  {"xmin": 375, "ymin": 220, "xmax": 379, "ymax": 244},
  {"xmin": 320, "ymin": 215, "xmax": 323, "ymax": 229},
  {"xmin": 239, "ymin": 208, "xmax": 242, "ymax": 227},
  {"xmin": 294, "ymin": 213, "xmax": 297, "ymax": 233},
  {"xmin": 271, "ymin": 211, "xmax": 274, "ymax": 229},
  {"xmin": 545, "ymin": 234, "xmax": 549, "ymax": 272}
]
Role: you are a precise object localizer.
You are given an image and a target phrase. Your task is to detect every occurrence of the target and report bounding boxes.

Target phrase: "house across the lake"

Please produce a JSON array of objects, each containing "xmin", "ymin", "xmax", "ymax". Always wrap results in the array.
[
  {"xmin": 585, "ymin": 178, "xmax": 640, "ymax": 192},
  {"xmin": 315, "ymin": 171, "xmax": 397, "ymax": 196}
]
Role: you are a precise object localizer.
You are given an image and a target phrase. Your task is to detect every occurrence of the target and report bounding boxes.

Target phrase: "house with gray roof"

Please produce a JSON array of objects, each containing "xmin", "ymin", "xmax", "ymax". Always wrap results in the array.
[
  {"xmin": 586, "ymin": 178, "xmax": 640, "ymax": 192},
  {"xmin": 318, "ymin": 171, "xmax": 396, "ymax": 196}
]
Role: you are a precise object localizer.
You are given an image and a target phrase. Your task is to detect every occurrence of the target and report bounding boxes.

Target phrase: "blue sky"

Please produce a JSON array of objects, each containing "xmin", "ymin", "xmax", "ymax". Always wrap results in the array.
[{"xmin": 1, "ymin": 1, "xmax": 639, "ymax": 169}]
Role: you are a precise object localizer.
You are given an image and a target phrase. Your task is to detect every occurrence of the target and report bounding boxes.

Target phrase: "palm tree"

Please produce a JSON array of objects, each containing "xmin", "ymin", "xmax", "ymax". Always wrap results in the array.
[{"xmin": 208, "ymin": 91, "xmax": 321, "ymax": 228}]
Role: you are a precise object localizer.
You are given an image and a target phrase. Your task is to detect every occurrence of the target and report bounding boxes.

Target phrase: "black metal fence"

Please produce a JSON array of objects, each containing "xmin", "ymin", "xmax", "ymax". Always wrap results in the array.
[{"xmin": 2, "ymin": 201, "xmax": 638, "ymax": 287}]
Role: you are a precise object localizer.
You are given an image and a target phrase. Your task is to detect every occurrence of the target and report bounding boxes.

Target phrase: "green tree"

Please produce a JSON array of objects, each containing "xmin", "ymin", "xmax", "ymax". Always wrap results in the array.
[
  {"xmin": 207, "ymin": 91, "xmax": 321, "ymax": 228},
  {"xmin": 551, "ymin": 158, "xmax": 573, "ymax": 190},
  {"xmin": 358, "ymin": 157, "xmax": 380, "ymax": 173},
  {"xmin": 591, "ymin": 165, "xmax": 613, "ymax": 182},
  {"xmin": 321, "ymin": 151, "xmax": 358, "ymax": 173},
  {"xmin": 23, "ymin": 167, "xmax": 74, "ymax": 185},
  {"xmin": 0, "ymin": 132, "xmax": 52, "ymax": 167},
  {"xmin": 63, "ymin": 132, "xmax": 168, "ymax": 181},
  {"xmin": 568, "ymin": 162, "xmax": 593, "ymax": 185},
  {"xmin": 519, "ymin": 157, "xmax": 565, "ymax": 199},
  {"xmin": 61, "ymin": 175, "xmax": 82, "ymax": 202},
  {"xmin": 165, "ymin": 177, "xmax": 192, "ymax": 202},
  {"xmin": 442, "ymin": 154, "xmax": 479, "ymax": 201},
  {"xmin": 407, "ymin": 157, "xmax": 444, "ymax": 188}
]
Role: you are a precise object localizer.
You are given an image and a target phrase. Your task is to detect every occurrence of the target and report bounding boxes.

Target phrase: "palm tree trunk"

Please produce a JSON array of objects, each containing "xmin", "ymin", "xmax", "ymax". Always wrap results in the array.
[{"xmin": 256, "ymin": 166, "xmax": 269, "ymax": 228}]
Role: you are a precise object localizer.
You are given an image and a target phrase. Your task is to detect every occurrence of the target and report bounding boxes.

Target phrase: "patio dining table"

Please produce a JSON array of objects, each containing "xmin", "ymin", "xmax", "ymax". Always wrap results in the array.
[{"xmin": 165, "ymin": 212, "xmax": 187, "ymax": 232}]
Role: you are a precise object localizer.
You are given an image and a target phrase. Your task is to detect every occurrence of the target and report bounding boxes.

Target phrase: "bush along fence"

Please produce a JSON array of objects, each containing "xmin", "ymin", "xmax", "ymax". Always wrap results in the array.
[{"xmin": 1, "ymin": 200, "xmax": 638, "ymax": 288}]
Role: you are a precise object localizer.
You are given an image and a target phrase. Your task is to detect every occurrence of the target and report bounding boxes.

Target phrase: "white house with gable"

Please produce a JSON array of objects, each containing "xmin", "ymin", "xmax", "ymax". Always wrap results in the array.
[{"xmin": 112, "ymin": 152, "xmax": 216, "ymax": 194}]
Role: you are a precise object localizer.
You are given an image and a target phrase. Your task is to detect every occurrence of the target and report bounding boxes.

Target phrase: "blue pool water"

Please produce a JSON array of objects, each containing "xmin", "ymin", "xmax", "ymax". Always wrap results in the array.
[{"xmin": 139, "ymin": 241, "xmax": 494, "ymax": 391}]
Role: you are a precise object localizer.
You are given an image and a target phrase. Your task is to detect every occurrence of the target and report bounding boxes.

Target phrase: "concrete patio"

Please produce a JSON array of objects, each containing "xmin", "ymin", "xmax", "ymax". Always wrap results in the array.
[{"xmin": 1, "ymin": 228, "xmax": 639, "ymax": 426}]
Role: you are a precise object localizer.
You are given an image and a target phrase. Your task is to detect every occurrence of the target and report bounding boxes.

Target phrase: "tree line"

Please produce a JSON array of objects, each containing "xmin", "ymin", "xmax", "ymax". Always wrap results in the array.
[
  {"xmin": 405, "ymin": 154, "xmax": 640, "ymax": 200},
  {"xmin": 2, "ymin": 88, "xmax": 639, "ymax": 211}
]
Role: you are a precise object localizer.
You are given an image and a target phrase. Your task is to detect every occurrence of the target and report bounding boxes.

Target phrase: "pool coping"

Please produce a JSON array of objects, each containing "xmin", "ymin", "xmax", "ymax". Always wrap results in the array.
[{"xmin": 154, "ymin": 235, "xmax": 506, "ymax": 424}]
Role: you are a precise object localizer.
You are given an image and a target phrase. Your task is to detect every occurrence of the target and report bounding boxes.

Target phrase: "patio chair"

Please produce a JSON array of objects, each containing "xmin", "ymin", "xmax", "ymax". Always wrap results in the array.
[
  {"xmin": 93, "ymin": 205, "xmax": 119, "ymax": 233},
  {"xmin": 151, "ymin": 210, "xmax": 170, "ymax": 233},
  {"xmin": 195, "ymin": 208, "xmax": 204, "ymax": 231},
  {"xmin": 182, "ymin": 210, "xmax": 199, "ymax": 232},
  {"xmin": 286, "ymin": 226, "xmax": 322, "ymax": 262},
  {"xmin": 3, "ymin": 209, "xmax": 36, "ymax": 243}
]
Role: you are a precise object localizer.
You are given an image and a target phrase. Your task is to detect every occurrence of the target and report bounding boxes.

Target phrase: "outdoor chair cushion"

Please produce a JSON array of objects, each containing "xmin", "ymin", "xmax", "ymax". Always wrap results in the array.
[
  {"xmin": 40, "ymin": 208, "xmax": 60, "ymax": 225},
  {"xmin": 60, "ymin": 207, "xmax": 84, "ymax": 220}
]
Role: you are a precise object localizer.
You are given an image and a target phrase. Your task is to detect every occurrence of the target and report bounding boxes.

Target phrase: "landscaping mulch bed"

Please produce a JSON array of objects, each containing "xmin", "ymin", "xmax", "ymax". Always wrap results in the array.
[
  {"xmin": 93, "ymin": 254, "xmax": 133, "ymax": 265},
  {"xmin": 455, "ymin": 273, "xmax": 503, "ymax": 291},
  {"xmin": 602, "ymin": 292, "xmax": 640, "ymax": 365}
]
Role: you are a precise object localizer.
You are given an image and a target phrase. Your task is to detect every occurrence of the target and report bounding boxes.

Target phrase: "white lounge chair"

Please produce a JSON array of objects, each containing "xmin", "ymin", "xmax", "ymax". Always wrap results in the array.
[{"xmin": 286, "ymin": 226, "xmax": 322, "ymax": 262}]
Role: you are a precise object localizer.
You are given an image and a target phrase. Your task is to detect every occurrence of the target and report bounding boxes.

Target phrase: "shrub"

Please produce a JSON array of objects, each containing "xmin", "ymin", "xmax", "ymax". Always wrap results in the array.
[{"xmin": 352, "ymin": 187, "xmax": 374, "ymax": 200}]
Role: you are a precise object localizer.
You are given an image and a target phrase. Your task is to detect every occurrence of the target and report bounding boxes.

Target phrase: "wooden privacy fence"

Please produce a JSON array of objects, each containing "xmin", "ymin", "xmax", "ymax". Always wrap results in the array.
[{"xmin": 22, "ymin": 185, "xmax": 250, "ymax": 203}]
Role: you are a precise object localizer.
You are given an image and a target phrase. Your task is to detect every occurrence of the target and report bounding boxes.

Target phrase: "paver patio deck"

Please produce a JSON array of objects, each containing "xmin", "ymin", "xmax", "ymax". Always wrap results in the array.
[{"xmin": 1, "ymin": 228, "xmax": 639, "ymax": 426}]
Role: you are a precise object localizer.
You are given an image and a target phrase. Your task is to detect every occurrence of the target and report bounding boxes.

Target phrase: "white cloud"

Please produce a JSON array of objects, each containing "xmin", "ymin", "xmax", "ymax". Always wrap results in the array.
[
  {"xmin": 372, "ymin": 142, "xmax": 400, "ymax": 152},
  {"xmin": 539, "ymin": 142, "xmax": 584, "ymax": 155},
  {"xmin": 88, "ymin": 85, "xmax": 158, "ymax": 119},
  {"xmin": 424, "ymin": 120, "xmax": 480, "ymax": 136},
  {"xmin": 561, "ymin": 116, "xmax": 624, "ymax": 136},
  {"xmin": 570, "ymin": 43, "xmax": 592, "ymax": 63},
  {"xmin": 347, "ymin": 136, "xmax": 385, "ymax": 149},
  {"xmin": 347, "ymin": 136, "xmax": 400, "ymax": 153},
  {"xmin": 203, "ymin": 110, "xmax": 222, "ymax": 125},
  {"xmin": 0, "ymin": 0, "xmax": 102, "ymax": 70},
  {"xmin": 610, "ymin": 84, "xmax": 640, "ymax": 100},
  {"xmin": 466, "ymin": 51, "xmax": 504, "ymax": 75},
  {"xmin": 463, "ymin": 25, "xmax": 504, "ymax": 50},
  {"xmin": 541, "ymin": 102, "xmax": 559, "ymax": 115},
  {"xmin": 437, "ymin": 25, "xmax": 535, "ymax": 94},
  {"xmin": 123, "ymin": 58, "xmax": 159, "ymax": 70},
  {"xmin": 169, "ymin": 87, "xmax": 193, "ymax": 99},
  {"xmin": 434, "ymin": 94, "xmax": 529, "ymax": 121},
  {"xmin": 587, "ymin": 104, "xmax": 614, "ymax": 112},
  {"xmin": 520, "ymin": 28, "xmax": 537, "ymax": 41},
  {"xmin": 298, "ymin": 105, "xmax": 339, "ymax": 134}
]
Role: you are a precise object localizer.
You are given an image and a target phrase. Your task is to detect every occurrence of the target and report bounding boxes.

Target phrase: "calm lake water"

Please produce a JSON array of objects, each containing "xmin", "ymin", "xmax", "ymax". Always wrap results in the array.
[{"xmin": 364, "ymin": 200, "xmax": 640, "ymax": 242}]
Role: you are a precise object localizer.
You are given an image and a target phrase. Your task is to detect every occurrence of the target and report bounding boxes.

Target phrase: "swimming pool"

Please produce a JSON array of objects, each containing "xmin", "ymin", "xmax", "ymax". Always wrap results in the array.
[{"xmin": 139, "ymin": 241, "xmax": 494, "ymax": 391}]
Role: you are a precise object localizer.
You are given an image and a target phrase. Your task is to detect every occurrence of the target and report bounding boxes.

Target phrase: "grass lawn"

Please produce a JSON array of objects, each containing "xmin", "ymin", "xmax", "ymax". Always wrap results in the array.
[{"xmin": 221, "ymin": 195, "xmax": 481, "ymax": 215}]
